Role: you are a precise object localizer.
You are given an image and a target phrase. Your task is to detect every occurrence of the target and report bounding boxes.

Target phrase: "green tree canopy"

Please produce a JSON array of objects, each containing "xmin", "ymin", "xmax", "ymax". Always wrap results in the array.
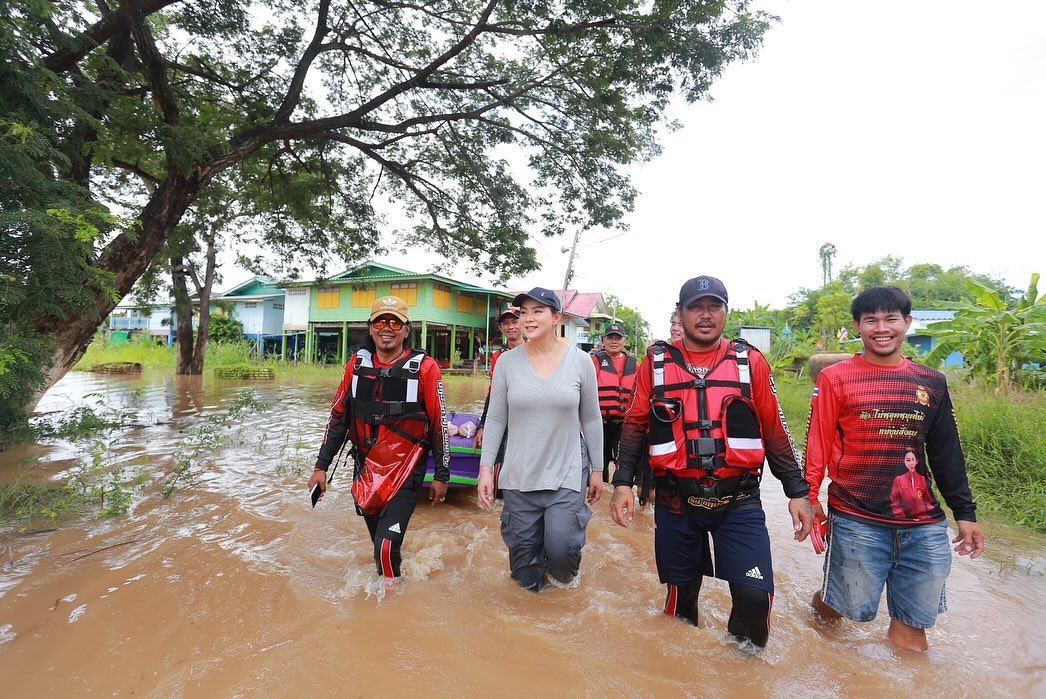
[{"xmin": 3, "ymin": 0, "xmax": 777, "ymax": 423}]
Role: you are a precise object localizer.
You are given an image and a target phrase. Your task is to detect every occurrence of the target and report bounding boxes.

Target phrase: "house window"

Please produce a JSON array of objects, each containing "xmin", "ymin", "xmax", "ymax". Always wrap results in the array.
[
  {"xmin": 244, "ymin": 301, "xmax": 258, "ymax": 309},
  {"xmin": 432, "ymin": 283, "xmax": 451, "ymax": 309},
  {"xmin": 287, "ymin": 288, "xmax": 307, "ymax": 296},
  {"xmin": 352, "ymin": 287, "xmax": 376, "ymax": 308},
  {"xmin": 392, "ymin": 282, "xmax": 418, "ymax": 306},
  {"xmin": 272, "ymin": 303, "xmax": 284, "ymax": 310},
  {"xmin": 318, "ymin": 287, "xmax": 340, "ymax": 310},
  {"xmin": 457, "ymin": 293, "xmax": 473, "ymax": 314}
]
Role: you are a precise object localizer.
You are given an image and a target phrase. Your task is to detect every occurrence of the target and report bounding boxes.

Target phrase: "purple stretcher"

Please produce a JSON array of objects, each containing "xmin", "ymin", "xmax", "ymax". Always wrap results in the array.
[{"xmin": 423, "ymin": 412, "xmax": 481, "ymax": 487}]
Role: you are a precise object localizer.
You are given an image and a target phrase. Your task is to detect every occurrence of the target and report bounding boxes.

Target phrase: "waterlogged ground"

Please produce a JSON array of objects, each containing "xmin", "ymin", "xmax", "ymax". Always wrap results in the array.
[{"xmin": 0, "ymin": 370, "xmax": 1044, "ymax": 696}]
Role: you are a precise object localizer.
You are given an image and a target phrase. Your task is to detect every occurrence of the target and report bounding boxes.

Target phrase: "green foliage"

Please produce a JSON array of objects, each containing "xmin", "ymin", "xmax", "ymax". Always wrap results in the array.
[
  {"xmin": 208, "ymin": 314, "xmax": 245, "ymax": 344},
  {"xmin": 925, "ymin": 274, "xmax": 1045, "ymax": 393},
  {"xmin": 952, "ymin": 390, "xmax": 1046, "ymax": 531},
  {"xmin": 76, "ymin": 332, "xmax": 177, "ymax": 371},
  {"xmin": 5, "ymin": 0, "xmax": 780, "ymax": 427},
  {"xmin": 603, "ymin": 294, "xmax": 651, "ymax": 350}
]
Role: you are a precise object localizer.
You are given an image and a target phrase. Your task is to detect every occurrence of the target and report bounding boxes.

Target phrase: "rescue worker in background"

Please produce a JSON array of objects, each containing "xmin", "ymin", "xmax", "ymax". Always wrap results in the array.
[
  {"xmin": 308, "ymin": 296, "xmax": 450, "ymax": 579},
  {"xmin": 475, "ymin": 306, "xmax": 523, "ymax": 451},
  {"xmin": 610, "ymin": 276, "xmax": 813, "ymax": 648},
  {"xmin": 591, "ymin": 323, "xmax": 638, "ymax": 487}
]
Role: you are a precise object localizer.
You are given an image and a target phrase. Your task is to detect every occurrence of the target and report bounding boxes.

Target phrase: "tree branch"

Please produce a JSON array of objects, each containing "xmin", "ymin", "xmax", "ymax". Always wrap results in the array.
[
  {"xmin": 42, "ymin": 0, "xmax": 183, "ymax": 73},
  {"xmin": 111, "ymin": 158, "xmax": 161, "ymax": 190},
  {"xmin": 274, "ymin": 0, "xmax": 331, "ymax": 123},
  {"xmin": 119, "ymin": 0, "xmax": 179, "ymax": 125}
]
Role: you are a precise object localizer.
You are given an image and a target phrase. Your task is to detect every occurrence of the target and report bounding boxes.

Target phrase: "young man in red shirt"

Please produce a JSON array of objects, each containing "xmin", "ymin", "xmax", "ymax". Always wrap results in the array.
[
  {"xmin": 805, "ymin": 286, "xmax": 985, "ymax": 651},
  {"xmin": 308, "ymin": 296, "xmax": 450, "ymax": 579}
]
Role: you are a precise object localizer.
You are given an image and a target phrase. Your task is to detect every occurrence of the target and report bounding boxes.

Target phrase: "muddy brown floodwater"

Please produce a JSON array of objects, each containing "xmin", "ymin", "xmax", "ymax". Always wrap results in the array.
[{"xmin": 0, "ymin": 370, "xmax": 1044, "ymax": 697}]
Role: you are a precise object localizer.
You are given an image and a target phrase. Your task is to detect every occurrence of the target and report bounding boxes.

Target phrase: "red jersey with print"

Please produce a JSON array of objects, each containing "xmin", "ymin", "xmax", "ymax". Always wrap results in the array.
[{"xmin": 804, "ymin": 355, "xmax": 976, "ymax": 525}]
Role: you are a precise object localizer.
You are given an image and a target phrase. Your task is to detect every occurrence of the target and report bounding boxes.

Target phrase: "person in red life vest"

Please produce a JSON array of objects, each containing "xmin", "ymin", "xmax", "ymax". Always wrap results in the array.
[
  {"xmin": 805, "ymin": 286, "xmax": 985, "ymax": 652},
  {"xmin": 308, "ymin": 296, "xmax": 450, "ymax": 579},
  {"xmin": 591, "ymin": 323, "xmax": 637, "ymax": 484},
  {"xmin": 474, "ymin": 306, "xmax": 524, "ymax": 453},
  {"xmin": 890, "ymin": 451, "xmax": 935, "ymax": 520},
  {"xmin": 610, "ymin": 276, "xmax": 813, "ymax": 648}
]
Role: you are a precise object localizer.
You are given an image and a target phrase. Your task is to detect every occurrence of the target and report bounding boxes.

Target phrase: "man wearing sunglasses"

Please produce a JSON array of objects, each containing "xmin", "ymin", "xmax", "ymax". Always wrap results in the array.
[
  {"xmin": 609, "ymin": 276, "xmax": 812, "ymax": 648},
  {"xmin": 309, "ymin": 295, "xmax": 450, "ymax": 580}
]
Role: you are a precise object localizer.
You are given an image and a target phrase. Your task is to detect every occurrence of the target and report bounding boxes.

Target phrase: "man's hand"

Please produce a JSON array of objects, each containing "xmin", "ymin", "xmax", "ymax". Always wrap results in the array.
[
  {"xmin": 307, "ymin": 468, "xmax": 327, "ymax": 500},
  {"xmin": 586, "ymin": 471, "xmax": 603, "ymax": 505},
  {"xmin": 610, "ymin": 486, "xmax": 635, "ymax": 528},
  {"xmin": 789, "ymin": 497, "xmax": 814, "ymax": 541},
  {"xmin": 953, "ymin": 520, "xmax": 985, "ymax": 559},
  {"xmin": 474, "ymin": 427, "xmax": 484, "ymax": 450},
  {"xmin": 429, "ymin": 480, "xmax": 448, "ymax": 507},
  {"xmin": 477, "ymin": 466, "xmax": 495, "ymax": 510}
]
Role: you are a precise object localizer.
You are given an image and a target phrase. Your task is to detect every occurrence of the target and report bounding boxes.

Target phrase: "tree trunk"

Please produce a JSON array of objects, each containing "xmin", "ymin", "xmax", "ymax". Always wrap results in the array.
[
  {"xmin": 186, "ymin": 232, "xmax": 218, "ymax": 375},
  {"xmin": 172, "ymin": 255, "xmax": 197, "ymax": 374},
  {"xmin": 33, "ymin": 173, "xmax": 203, "ymax": 403}
]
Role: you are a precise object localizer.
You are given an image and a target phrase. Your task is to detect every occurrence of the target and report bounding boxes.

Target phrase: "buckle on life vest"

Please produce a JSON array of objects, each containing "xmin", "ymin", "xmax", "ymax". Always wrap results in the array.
[
  {"xmin": 692, "ymin": 377, "xmax": 706, "ymax": 389},
  {"xmin": 694, "ymin": 437, "xmax": 717, "ymax": 457}
]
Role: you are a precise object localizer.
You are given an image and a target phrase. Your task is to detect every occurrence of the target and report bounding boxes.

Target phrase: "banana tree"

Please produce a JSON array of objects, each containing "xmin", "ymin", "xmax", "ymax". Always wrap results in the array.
[{"xmin": 926, "ymin": 274, "xmax": 1045, "ymax": 393}]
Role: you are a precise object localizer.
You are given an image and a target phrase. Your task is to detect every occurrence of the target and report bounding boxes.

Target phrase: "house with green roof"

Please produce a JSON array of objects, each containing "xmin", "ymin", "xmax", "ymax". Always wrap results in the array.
[
  {"xmin": 196, "ymin": 276, "xmax": 287, "ymax": 356},
  {"xmin": 281, "ymin": 262, "xmax": 514, "ymax": 366}
]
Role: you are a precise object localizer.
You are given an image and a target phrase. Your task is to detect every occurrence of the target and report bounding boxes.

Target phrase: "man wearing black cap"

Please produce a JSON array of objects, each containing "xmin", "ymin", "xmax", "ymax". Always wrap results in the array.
[
  {"xmin": 475, "ymin": 306, "xmax": 523, "ymax": 452},
  {"xmin": 609, "ymin": 276, "xmax": 813, "ymax": 647},
  {"xmin": 591, "ymin": 323, "xmax": 637, "ymax": 484}
]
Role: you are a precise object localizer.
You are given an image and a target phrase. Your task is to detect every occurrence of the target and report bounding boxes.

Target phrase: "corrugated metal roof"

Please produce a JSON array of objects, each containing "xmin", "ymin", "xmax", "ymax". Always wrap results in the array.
[{"xmin": 911, "ymin": 310, "xmax": 955, "ymax": 321}]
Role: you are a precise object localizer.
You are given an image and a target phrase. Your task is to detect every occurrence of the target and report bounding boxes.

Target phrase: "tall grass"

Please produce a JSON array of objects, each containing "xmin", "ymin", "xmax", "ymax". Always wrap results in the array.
[
  {"xmin": 952, "ymin": 390, "xmax": 1045, "ymax": 531},
  {"xmin": 76, "ymin": 333, "xmax": 176, "ymax": 369}
]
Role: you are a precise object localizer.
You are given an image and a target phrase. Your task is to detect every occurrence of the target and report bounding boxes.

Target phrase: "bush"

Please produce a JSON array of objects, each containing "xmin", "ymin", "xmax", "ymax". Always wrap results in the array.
[
  {"xmin": 208, "ymin": 314, "xmax": 244, "ymax": 344},
  {"xmin": 952, "ymin": 390, "xmax": 1046, "ymax": 531}
]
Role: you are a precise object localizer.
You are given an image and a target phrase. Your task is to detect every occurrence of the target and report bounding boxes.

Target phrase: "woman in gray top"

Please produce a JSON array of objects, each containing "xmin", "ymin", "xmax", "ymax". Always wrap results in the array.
[{"xmin": 478, "ymin": 287, "xmax": 604, "ymax": 591}]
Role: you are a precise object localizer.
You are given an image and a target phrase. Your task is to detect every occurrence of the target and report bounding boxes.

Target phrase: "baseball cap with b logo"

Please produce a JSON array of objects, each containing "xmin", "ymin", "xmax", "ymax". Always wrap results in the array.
[{"xmin": 678, "ymin": 276, "xmax": 729, "ymax": 307}]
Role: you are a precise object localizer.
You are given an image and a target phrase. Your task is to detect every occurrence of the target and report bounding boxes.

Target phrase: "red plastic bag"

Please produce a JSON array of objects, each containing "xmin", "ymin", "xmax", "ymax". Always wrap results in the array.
[{"xmin": 351, "ymin": 434, "xmax": 425, "ymax": 515}]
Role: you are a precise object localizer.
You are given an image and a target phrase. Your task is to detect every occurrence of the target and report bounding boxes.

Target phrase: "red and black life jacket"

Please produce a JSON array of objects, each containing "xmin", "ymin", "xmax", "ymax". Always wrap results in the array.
[
  {"xmin": 645, "ymin": 340, "xmax": 766, "ymax": 509},
  {"xmin": 349, "ymin": 348, "xmax": 430, "ymax": 459},
  {"xmin": 593, "ymin": 350, "xmax": 637, "ymax": 420}
]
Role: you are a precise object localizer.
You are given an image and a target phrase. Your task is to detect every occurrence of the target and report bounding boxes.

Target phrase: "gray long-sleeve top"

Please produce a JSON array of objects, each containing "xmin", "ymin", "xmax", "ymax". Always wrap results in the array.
[{"xmin": 479, "ymin": 344, "xmax": 603, "ymax": 492}]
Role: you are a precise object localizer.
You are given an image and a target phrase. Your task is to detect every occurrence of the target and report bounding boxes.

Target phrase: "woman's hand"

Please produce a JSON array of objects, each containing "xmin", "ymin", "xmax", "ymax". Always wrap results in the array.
[
  {"xmin": 586, "ymin": 471, "xmax": 603, "ymax": 505},
  {"xmin": 477, "ymin": 466, "xmax": 495, "ymax": 510}
]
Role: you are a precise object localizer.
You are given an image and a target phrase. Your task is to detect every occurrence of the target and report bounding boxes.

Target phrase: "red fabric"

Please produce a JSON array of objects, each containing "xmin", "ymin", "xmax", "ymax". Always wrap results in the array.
[
  {"xmin": 804, "ymin": 355, "xmax": 976, "ymax": 525},
  {"xmin": 623, "ymin": 340, "xmax": 806, "ymax": 498},
  {"xmin": 321, "ymin": 350, "xmax": 449, "ymax": 477}
]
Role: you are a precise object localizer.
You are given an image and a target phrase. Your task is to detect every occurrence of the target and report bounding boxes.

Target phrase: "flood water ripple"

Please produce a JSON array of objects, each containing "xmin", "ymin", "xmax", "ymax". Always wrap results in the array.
[{"xmin": 0, "ymin": 370, "xmax": 1043, "ymax": 696}]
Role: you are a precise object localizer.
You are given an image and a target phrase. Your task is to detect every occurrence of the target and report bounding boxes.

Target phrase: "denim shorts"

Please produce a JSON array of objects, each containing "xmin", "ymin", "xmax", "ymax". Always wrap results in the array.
[{"xmin": 822, "ymin": 514, "xmax": 951, "ymax": 629}]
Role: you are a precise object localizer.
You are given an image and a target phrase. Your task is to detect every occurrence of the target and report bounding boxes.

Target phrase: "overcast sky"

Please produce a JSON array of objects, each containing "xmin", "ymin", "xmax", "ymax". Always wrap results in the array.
[{"xmin": 231, "ymin": 0, "xmax": 1046, "ymax": 336}]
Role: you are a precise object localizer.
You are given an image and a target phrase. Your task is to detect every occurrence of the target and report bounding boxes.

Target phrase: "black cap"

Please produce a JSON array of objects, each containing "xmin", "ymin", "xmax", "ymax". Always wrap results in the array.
[
  {"xmin": 678, "ymin": 276, "xmax": 728, "ymax": 307},
  {"xmin": 497, "ymin": 306, "xmax": 521, "ymax": 322},
  {"xmin": 513, "ymin": 287, "xmax": 562, "ymax": 312},
  {"xmin": 603, "ymin": 323, "xmax": 625, "ymax": 337}
]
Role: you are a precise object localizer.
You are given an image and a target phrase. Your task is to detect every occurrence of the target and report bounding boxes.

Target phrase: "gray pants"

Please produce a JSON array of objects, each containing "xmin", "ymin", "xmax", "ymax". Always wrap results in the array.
[{"xmin": 500, "ymin": 481, "xmax": 593, "ymax": 591}]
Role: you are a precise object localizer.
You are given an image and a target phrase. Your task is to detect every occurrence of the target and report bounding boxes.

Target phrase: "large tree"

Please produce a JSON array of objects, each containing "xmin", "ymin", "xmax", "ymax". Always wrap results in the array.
[{"xmin": 3, "ymin": 0, "xmax": 774, "ymax": 422}]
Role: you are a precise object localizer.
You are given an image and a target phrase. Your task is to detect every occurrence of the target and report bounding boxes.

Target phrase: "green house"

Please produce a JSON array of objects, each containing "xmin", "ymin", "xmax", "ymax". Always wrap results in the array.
[{"xmin": 281, "ymin": 262, "xmax": 513, "ymax": 366}]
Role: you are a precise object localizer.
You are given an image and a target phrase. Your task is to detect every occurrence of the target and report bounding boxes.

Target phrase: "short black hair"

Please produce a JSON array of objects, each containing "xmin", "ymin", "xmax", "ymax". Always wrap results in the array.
[{"xmin": 851, "ymin": 286, "xmax": 911, "ymax": 321}]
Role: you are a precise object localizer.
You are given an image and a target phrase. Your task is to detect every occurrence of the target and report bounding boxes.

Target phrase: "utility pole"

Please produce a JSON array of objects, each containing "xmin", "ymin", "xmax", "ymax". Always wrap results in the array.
[{"xmin": 562, "ymin": 227, "xmax": 582, "ymax": 291}]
